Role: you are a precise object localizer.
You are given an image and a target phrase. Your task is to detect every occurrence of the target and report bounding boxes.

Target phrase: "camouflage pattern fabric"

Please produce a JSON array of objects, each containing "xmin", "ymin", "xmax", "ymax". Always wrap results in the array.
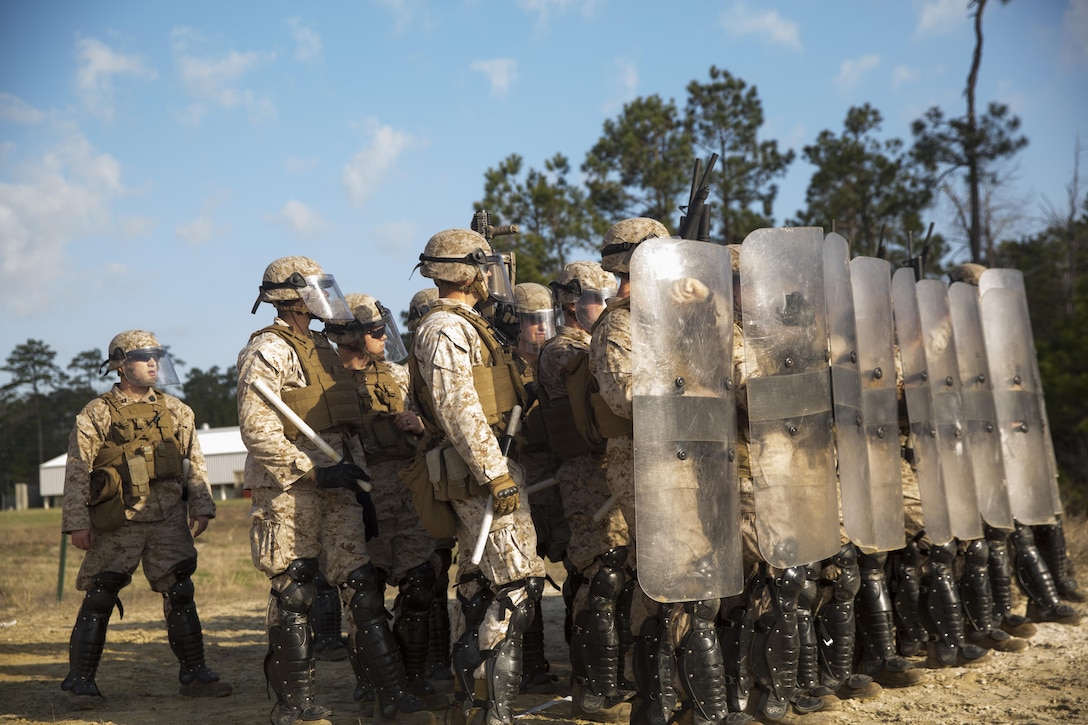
[
  {"xmin": 413, "ymin": 299, "xmax": 545, "ymax": 652},
  {"xmin": 61, "ymin": 385, "xmax": 215, "ymax": 591}
]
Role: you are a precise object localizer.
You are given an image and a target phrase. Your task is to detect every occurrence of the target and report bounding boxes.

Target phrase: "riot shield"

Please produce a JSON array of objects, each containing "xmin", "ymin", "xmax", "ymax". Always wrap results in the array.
[
  {"xmin": 891, "ymin": 268, "xmax": 953, "ymax": 546},
  {"xmin": 979, "ymin": 286, "xmax": 1056, "ymax": 526},
  {"xmin": 740, "ymin": 227, "xmax": 839, "ymax": 569},
  {"xmin": 948, "ymin": 282, "xmax": 1013, "ymax": 530},
  {"xmin": 847, "ymin": 256, "xmax": 906, "ymax": 552},
  {"xmin": 979, "ymin": 269, "xmax": 1062, "ymax": 517},
  {"xmin": 915, "ymin": 279, "xmax": 983, "ymax": 541},
  {"xmin": 630, "ymin": 236, "xmax": 743, "ymax": 602}
]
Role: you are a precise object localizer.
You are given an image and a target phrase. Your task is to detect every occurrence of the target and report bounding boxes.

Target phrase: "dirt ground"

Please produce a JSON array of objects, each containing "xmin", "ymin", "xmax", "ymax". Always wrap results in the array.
[{"xmin": 1, "ymin": 578, "xmax": 1088, "ymax": 725}]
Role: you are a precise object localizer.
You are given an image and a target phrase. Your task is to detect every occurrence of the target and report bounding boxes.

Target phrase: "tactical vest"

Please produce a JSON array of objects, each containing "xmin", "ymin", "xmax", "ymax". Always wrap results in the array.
[
  {"xmin": 534, "ymin": 336, "xmax": 591, "ymax": 459},
  {"xmin": 253, "ymin": 324, "xmax": 365, "ymax": 439},
  {"xmin": 516, "ymin": 356, "xmax": 551, "ymax": 456},
  {"xmin": 409, "ymin": 303, "xmax": 528, "ymax": 440},
  {"xmin": 566, "ymin": 297, "xmax": 635, "ymax": 450},
  {"xmin": 91, "ymin": 391, "xmax": 183, "ymax": 497},
  {"xmin": 356, "ymin": 362, "xmax": 417, "ymax": 463}
]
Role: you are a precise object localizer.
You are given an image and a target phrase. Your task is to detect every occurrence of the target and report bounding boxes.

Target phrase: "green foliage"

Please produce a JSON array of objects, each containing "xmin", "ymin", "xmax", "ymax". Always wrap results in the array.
[
  {"xmin": 792, "ymin": 104, "xmax": 940, "ymax": 268},
  {"xmin": 685, "ymin": 66, "xmax": 795, "ymax": 244},
  {"xmin": 181, "ymin": 365, "xmax": 240, "ymax": 429},
  {"xmin": 582, "ymin": 94, "xmax": 693, "ymax": 231}
]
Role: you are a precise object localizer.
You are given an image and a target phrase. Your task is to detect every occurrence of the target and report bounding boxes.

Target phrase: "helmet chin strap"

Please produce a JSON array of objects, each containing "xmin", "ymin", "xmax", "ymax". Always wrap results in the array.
[{"xmin": 469, "ymin": 270, "xmax": 490, "ymax": 303}]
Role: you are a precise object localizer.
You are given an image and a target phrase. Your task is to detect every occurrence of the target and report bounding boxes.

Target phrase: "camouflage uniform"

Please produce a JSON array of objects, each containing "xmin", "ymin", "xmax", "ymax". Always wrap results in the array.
[{"xmin": 60, "ymin": 330, "xmax": 229, "ymax": 708}]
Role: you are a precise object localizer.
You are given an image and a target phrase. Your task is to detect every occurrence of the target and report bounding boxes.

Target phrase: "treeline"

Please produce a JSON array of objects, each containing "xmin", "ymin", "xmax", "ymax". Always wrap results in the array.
[{"xmin": 4, "ymin": 40, "xmax": 1087, "ymax": 507}]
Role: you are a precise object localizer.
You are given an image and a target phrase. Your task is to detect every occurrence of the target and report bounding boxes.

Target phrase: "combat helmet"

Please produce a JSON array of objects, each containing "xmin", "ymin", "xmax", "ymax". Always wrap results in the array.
[
  {"xmin": 599, "ymin": 217, "xmax": 670, "ymax": 275},
  {"xmin": 101, "ymin": 329, "xmax": 180, "ymax": 386}
]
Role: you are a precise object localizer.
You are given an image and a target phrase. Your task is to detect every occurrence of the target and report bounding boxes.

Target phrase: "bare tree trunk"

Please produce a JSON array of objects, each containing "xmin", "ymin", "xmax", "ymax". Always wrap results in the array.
[{"xmin": 967, "ymin": 0, "xmax": 987, "ymax": 263}]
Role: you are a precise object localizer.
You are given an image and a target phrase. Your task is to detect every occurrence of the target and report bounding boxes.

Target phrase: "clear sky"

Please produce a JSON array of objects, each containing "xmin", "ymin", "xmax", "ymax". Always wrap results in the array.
[{"xmin": 1, "ymin": 0, "xmax": 1085, "ymax": 387}]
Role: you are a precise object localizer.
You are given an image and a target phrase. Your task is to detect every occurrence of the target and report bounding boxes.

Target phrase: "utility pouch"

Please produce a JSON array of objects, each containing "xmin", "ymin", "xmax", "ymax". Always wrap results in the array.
[
  {"xmin": 88, "ymin": 468, "xmax": 126, "ymax": 533},
  {"xmin": 152, "ymin": 439, "xmax": 182, "ymax": 479},
  {"xmin": 399, "ymin": 454, "xmax": 457, "ymax": 538},
  {"xmin": 125, "ymin": 451, "xmax": 151, "ymax": 497}
]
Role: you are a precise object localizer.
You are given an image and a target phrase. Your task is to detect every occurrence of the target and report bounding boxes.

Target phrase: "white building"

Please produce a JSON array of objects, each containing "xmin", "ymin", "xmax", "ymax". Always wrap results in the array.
[{"xmin": 38, "ymin": 425, "xmax": 248, "ymax": 504}]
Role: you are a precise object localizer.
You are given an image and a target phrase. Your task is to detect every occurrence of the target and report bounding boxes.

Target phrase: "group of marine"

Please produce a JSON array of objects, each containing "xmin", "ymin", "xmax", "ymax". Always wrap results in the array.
[{"xmin": 58, "ymin": 215, "xmax": 1083, "ymax": 725}]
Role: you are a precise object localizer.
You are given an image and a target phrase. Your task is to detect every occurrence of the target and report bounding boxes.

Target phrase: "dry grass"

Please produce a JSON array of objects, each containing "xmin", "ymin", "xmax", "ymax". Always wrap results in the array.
[{"xmin": 0, "ymin": 498, "xmax": 266, "ymax": 622}]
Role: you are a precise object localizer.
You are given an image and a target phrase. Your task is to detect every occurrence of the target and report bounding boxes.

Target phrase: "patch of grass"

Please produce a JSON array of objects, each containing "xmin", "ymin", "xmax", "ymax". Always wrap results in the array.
[{"xmin": 0, "ymin": 498, "xmax": 265, "ymax": 619}]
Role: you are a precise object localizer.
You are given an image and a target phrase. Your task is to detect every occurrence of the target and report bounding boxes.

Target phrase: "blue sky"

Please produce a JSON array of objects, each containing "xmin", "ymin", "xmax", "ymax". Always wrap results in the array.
[{"xmin": 1, "ymin": 0, "xmax": 1085, "ymax": 389}]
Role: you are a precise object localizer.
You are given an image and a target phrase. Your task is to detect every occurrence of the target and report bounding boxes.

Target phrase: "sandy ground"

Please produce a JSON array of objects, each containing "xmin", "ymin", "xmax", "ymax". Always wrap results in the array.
[{"xmin": 1, "ymin": 582, "xmax": 1087, "ymax": 725}]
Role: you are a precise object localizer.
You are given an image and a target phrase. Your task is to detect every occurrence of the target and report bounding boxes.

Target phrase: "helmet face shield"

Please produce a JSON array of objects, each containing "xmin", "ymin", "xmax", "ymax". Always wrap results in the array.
[
  {"xmin": 575, "ymin": 284, "xmax": 615, "ymax": 329},
  {"xmin": 369, "ymin": 304, "xmax": 408, "ymax": 363},
  {"xmin": 120, "ymin": 347, "xmax": 180, "ymax": 387},
  {"xmin": 297, "ymin": 274, "xmax": 353, "ymax": 322},
  {"xmin": 518, "ymin": 309, "xmax": 557, "ymax": 355},
  {"xmin": 479, "ymin": 252, "xmax": 515, "ymax": 305}
]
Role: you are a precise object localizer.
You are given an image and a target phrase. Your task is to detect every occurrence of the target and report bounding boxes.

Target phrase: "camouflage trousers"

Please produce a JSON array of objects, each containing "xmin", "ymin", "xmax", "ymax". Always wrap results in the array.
[
  {"xmin": 559, "ymin": 453, "xmax": 629, "ymax": 574},
  {"xmin": 450, "ymin": 462, "xmax": 546, "ymax": 653},
  {"xmin": 365, "ymin": 459, "xmax": 440, "ymax": 586},
  {"xmin": 249, "ymin": 484, "xmax": 369, "ymax": 628},
  {"xmin": 522, "ymin": 449, "xmax": 570, "ymax": 563},
  {"xmin": 76, "ymin": 500, "xmax": 197, "ymax": 593}
]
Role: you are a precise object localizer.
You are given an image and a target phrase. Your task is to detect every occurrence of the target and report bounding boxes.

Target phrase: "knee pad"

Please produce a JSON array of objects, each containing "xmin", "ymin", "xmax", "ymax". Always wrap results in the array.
[
  {"xmin": 85, "ymin": 571, "xmax": 130, "ymax": 615},
  {"xmin": 493, "ymin": 577, "xmax": 545, "ymax": 640},
  {"xmin": 456, "ymin": 571, "xmax": 495, "ymax": 632},
  {"xmin": 345, "ymin": 563, "xmax": 387, "ymax": 623},
  {"xmin": 278, "ymin": 558, "xmax": 319, "ymax": 615},
  {"xmin": 399, "ymin": 562, "xmax": 436, "ymax": 614}
]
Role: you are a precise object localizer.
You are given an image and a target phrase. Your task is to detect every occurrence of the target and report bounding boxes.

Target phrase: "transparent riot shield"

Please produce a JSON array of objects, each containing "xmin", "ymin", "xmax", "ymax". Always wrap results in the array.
[
  {"xmin": 630, "ymin": 237, "xmax": 743, "ymax": 602},
  {"xmin": 948, "ymin": 282, "xmax": 1013, "ymax": 530},
  {"xmin": 915, "ymin": 279, "xmax": 983, "ymax": 541},
  {"xmin": 847, "ymin": 256, "xmax": 906, "ymax": 552},
  {"xmin": 740, "ymin": 227, "xmax": 839, "ymax": 569},
  {"xmin": 979, "ymin": 286, "xmax": 1056, "ymax": 526},
  {"xmin": 979, "ymin": 269, "xmax": 1062, "ymax": 517},
  {"xmin": 891, "ymin": 268, "xmax": 952, "ymax": 546}
]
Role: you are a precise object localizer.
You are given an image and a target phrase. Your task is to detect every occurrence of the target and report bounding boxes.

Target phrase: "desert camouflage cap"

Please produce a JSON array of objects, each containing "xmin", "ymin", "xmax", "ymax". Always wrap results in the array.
[
  {"xmin": 407, "ymin": 287, "xmax": 439, "ymax": 331},
  {"xmin": 257, "ymin": 256, "xmax": 325, "ymax": 304},
  {"xmin": 514, "ymin": 283, "xmax": 554, "ymax": 313},
  {"xmin": 418, "ymin": 229, "xmax": 490, "ymax": 284},
  {"xmin": 554, "ymin": 260, "xmax": 615, "ymax": 306},
  {"xmin": 599, "ymin": 217, "xmax": 670, "ymax": 274},
  {"xmin": 949, "ymin": 262, "xmax": 987, "ymax": 286},
  {"xmin": 345, "ymin": 293, "xmax": 383, "ymax": 327},
  {"xmin": 106, "ymin": 330, "xmax": 161, "ymax": 370}
]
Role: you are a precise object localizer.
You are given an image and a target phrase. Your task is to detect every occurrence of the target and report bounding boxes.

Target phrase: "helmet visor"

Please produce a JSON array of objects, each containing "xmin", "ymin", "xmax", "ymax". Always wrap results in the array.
[
  {"xmin": 575, "ymin": 283, "xmax": 617, "ymax": 329},
  {"xmin": 298, "ymin": 274, "xmax": 354, "ymax": 322},
  {"xmin": 369, "ymin": 305, "xmax": 409, "ymax": 363},
  {"xmin": 120, "ymin": 347, "xmax": 180, "ymax": 387},
  {"xmin": 518, "ymin": 308, "xmax": 558, "ymax": 355}
]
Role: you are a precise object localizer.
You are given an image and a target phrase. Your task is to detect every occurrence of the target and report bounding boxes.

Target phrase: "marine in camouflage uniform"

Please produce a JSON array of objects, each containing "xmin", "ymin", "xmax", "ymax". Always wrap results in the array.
[
  {"xmin": 238, "ymin": 256, "xmax": 429, "ymax": 725},
  {"xmin": 540, "ymin": 260, "xmax": 631, "ymax": 722},
  {"xmin": 326, "ymin": 292, "xmax": 443, "ymax": 704},
  {"xmin": 409, "ymin": 229, "xmax": 546, "ymax": 725},
  {"xmin": 60, "ymin": 330, "xmax": 230, "ymax": 709},
  {"xmin": 511, "ymin": 282, "xmax": 565, "ymax": 694}
]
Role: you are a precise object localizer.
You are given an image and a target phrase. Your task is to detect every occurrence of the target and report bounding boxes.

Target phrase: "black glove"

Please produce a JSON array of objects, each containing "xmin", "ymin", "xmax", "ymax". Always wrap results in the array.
[
  {"xmin": 355, "ymin": 490, "xmax": 379, "ymax": 541},
  {"xmin": 314, "ymin": 461, "xmax": 371, "ymax": 490}
]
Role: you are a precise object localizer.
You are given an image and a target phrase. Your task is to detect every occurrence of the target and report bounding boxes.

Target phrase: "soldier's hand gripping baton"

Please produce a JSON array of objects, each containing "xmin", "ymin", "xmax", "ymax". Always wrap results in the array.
[
  {"xmin": 470, "ymin": 404, "xmax": 523, "ymax": 566},
  {"xmin": 250, "ymin": 379, "xmax": 373, "ymax": 493}
]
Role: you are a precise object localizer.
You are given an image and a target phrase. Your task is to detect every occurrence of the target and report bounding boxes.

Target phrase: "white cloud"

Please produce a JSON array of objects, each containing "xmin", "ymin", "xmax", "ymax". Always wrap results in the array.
[
  {"xmin": 0, "ymin": 93, "xmax": 46, "ymax": 124},
  {"xmin": 75, "ymin": 37, "xmax": 157, "ymax": 121},
  {"xmin": 0, "ymin": 134, "xmax": 127, "ymax": 317},
  {"xmin": 914, "ymin": 0, "xmax": 967, "ymax": 37},
  {"xmin": 285, "ymin": 156, "xmax": 319, "ymax": 174},
  {"xmin": 601, "ymin": 58, "xmax": 638, "ymax": 114},
  {"xmin": 342, "ymin": 118, "xmax": 418, "ymax": 207},
  {"xmin": 270, "ymin": 200, "xmax": 330, "ymax": 238},
  {"xmin": 516, "ymin": 0, "xmax": 604, "ymax": 28},
  {"xmin": 372, "ymin": 220, "xmax": 417, "ymax": 255},
  {"xmin": 118, "ymin": 215, "xmax": 156, "ymax": 240},
  {"xmin": 720, "ymin": 1, "xmax": 802, "ymax": 51},
  {"xmin": 892, "ymin": 64, "xmax": 920, "ymax": 89},
  {"xmin": 1060, "ymin": 0, "xmax": 1088, "ymax": 70},
  {"xmin": 470, "ymin": 58, "xmax": 518, "ymax": 96},
  {"xmin": 835, "ymin": 54, "xmax": 882, "ymax": 91},
  {"xmin": 175, "ymin": 214, "xmax": 218, "ymax": 246},
  {"xmin": 287, "ymin": 17, "xmax": 323, "ymax": 63},
  {"xmin": 170, "ymin": 27, "xmax": 276, "ymax": 124},
  {"xmin": 376, "ymin": 0, "xmax": 429, "ymax": 33}
]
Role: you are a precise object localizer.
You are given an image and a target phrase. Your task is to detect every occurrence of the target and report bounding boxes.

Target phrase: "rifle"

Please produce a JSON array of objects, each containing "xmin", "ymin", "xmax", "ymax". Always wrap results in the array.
[
  {"xmin": 903, "ymin": 222, "xmax": 935, "ymax": 281},
  {"xmin": 677, "ymin": 153, "xmax": 718, "ymax": 241},
  {"xmin": 471, "ymin": 209, "xmax": 519, "ymax": 242}
]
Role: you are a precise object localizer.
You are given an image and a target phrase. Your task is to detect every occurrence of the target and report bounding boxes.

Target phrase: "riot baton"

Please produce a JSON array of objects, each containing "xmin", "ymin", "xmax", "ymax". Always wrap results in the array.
[
  {"xmin": 592, "ymin": 493, "xmax": 617, "ymax": 523},
  {"xmin": 250, "ymin": 379, "xmax": 373, "ymax": 493},
  {"xmin": 525, "ymin": 477, "xmax": 557, "ymax": 495},
  {"xmin": 470, "ymin": 405, "xmax": 523, "ymax": 566}
]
